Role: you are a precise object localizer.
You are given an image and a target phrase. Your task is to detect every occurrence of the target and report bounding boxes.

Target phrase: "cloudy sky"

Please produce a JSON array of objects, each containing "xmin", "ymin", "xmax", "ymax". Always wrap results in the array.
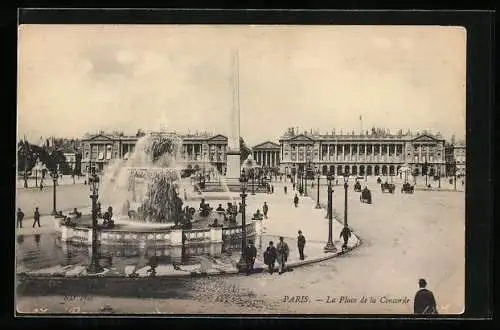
[{"xmin": 18, "ymin": 25, "xmax": 466, "ymax": 146}]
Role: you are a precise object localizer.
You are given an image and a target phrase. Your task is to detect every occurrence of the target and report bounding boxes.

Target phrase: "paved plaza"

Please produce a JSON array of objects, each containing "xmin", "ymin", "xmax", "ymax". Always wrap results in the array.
[{"xmin": 16, "ymin": 175, "xmax": 464, "ymax": 314}]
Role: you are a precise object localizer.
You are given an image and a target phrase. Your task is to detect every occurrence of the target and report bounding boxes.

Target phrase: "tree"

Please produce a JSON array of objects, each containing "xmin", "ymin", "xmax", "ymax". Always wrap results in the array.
[
  {"xmin": 239, "ymin": 137, "xmax": 251, "ymax": 163},
  {"xmin": 74, "ymin": 152, "xmax": 82, "ymax": 176}
]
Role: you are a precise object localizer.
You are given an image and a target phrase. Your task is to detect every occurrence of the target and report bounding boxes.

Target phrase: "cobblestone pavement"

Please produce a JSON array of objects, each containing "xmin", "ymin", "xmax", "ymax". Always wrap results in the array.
[{"xmin": 16, "ymin": 176, "xmax": 464, "ymax": 315}]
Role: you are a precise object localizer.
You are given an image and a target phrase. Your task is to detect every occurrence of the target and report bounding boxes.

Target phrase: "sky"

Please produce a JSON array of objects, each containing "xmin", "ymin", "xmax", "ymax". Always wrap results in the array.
[{"xmin": 18, "ymin": 25, "xmax": 466, "ymax": 147}]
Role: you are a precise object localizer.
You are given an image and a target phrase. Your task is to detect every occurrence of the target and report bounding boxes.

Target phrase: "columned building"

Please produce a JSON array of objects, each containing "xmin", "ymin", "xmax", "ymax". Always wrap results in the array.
[
  {"xmin": 81, "ymin": 132, "xmax": 228, "ymax": 173},
  {"xmin": 445, "ymin": 140, "xmax": 466, "ymax": 176},
  {"xmin": 279, "ymin": 129, "xmax": 446, "ymax": 178},
  {"xmin": 252, "ymin": 141, "xmax": 281, "ymax": 169}
]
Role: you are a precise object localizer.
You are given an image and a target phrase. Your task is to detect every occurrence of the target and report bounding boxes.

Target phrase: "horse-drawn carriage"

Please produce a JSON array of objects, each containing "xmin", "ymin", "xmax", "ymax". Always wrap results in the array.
[
  {"xmin": 401, "ymin": 182, "xmax": 415, "ymax": 194},
  {"xmin": 360, "ymin": 188, "xmax": 372, "ymax": 204},
  {"xmin": 381, "ymin": 182, "xmax": 395, "ymax": 193},
  {"xmin": 354, "ymin": 181, "xmax": 362, "ymax": 192}
]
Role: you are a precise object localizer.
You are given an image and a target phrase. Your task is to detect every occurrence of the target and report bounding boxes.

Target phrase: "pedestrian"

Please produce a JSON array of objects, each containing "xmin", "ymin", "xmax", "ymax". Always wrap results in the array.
[
  {"xmin": 264, "ymin": 241, "xmax": 277, "ymax": 274},
  {"xmin": 39, "ymin": 181, "xmax": 43, "ymax": 191},
  {"xmin": 340, "ymin": 226, "xmax": 352, "ymax": 251},
  {"xmin": 244, "ymin": 240, "xmax": 257, "ymax": 275},
  {"xmin": 276, "ymin": 236, "xmax": 289, "ymax": 274},
  {"xmin": 284, "ymin": 186, "xmax": 288, "ymax": 194},
  {"xmin": 297, "ymin": 230, "xmax": 306, "ymax": 260},
  {"xmin": 262, "ymin": 202, "xmax": 269, "ymax": 219},
  {"xmin": 17, "ymin": 208, "xmax": 24, "ymax": 228},
  {"xmin": 292, "ymin": 182, "xmax": 296, "ymax": 190},
  {"xmin": 32, "ymin": 207, "xmax": 41, "ymax": 228},
  {"xmin": 413, "ymin": 278, "xmax": 438, "ymax": 314},
  {"xmin": 293, "ymin": 194, "xmax": 299, "ymax": 208},
  {"xmin": 271, "ymin": 185, "xmax": 274, "ymax": 194}
]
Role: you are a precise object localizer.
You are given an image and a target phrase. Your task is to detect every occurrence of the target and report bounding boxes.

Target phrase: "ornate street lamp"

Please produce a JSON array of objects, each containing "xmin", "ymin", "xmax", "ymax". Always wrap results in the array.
[
  {"xmin": 324, "ymin": 173, "xmax": 336, "ymax": 252},
  {"xmin": 424, "ymin": 160, "xmax": 428, "ymax": 187},
  {"xmin": 343, "ymin": 173, "xmax": 349, "ymax": 228},
  {"xmin": 50, "ymin": 171, "xmax": 59, "ymax": 215},
  {"xmin": 87, "ymin": 169, "xmax": 103, "ymax": 274},
  {"xmin": 304, "ymin": 167, "xmax": 309, "ymax": 196},
  {"xmin": 251, "ymin": 168, "xmax": 255, "ymax": 195},
  {"xmin": 438, "ymin": 166, "xmax": 441, "ymax": 188},
  {"xmin": 453, "ymin": 160, "xmax": 457, "ymax": 191},
  {"xmin": 315, "ymin": 170, "xmax": 321, "ymax": 209},
  {"xmin": 236, "ymin": 169, "xmax": 249, "ymax": 272}
]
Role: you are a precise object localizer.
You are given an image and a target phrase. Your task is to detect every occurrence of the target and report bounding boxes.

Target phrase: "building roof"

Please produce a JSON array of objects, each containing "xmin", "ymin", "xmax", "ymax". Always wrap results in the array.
[
  {"xmin": 279, "ymin": 132, "xmax": 445, "ymax": 142},
  {"xmin": 253, "ymin": 141, "xmax": 280, "ymax": 150}
]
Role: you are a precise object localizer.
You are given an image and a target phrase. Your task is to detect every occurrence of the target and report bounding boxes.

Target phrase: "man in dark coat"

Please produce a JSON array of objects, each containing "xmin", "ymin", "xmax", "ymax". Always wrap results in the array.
[
  {"xmin": 340, "ymin": 226, "xmax": 352, "ymax": 251},
  {"xmin": 244, "ymin": 240, "xmax": 257, "ymax": 275},
  {"xmin": 262, "ymin": 202, "xmax": 269, "ymax": 219},
  {"xmin": 284, "ymin": 185, "xmax": 287, "ymax": 194},
  {"xmin": 32, "ymin": 207, "xmax": 41, "ymax": 228},
  {"xmin": 293, "ymin": 194, "xmax": 299, "ymax": 208},
  {"xmin": 414, "ymin": 278, "xmax": 438, "ymax": 314},
  {"xmin": 17, "ymin": 208, "xmax": 24, "ymax": 228},
  {"xmin": 297, "ymin": 230, "xmax": 306, "ymax": 260},
  {"xmin": 264, "ymin": 241, "xmax": 278, "ymax": 274}
]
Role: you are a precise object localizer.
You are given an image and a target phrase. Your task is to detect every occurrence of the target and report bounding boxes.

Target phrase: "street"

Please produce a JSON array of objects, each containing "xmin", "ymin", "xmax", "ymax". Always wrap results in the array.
[{"xmin": 16, "ymin": 176, "xmax": 464, "ymax": 314}]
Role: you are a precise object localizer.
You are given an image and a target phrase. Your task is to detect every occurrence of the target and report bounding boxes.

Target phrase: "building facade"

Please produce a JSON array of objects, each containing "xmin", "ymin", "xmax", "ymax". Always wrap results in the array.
[
  {"xmin": 252, "ymin": 141, "xmax": 281, "ymax": 169},
  {"xmin": 445, "ymin": 140, "xmax": 466, "ymax": 176},
  {"xmin": 279, "ymin": 128, "xmax": 446, "ymax": 178},
  {"xmin": 81, "ymin": 132, "xmax": 228, "ymax": 173}
]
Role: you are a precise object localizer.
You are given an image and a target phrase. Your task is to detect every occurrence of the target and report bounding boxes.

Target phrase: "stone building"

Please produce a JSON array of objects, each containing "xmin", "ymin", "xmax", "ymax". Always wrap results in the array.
[
  {"xmin": 445, "ymin": 140, "xmax": 466, "ymax": 176},
  {"xmin": 278, "ymin": 128, "xmax": 446, "ymax": 178},
  {"xmin": 81, "ymin": 131, "xmax": 228, "ymax": 173},
  {"xmin": 252, "ymin": 141, "xmax": 281, "ymax": 169}
]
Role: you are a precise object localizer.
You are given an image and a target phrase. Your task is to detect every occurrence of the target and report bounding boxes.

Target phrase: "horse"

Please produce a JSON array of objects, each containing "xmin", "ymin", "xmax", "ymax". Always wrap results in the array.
[
  {"xmin": 401, "ymin": 183, "xmax": 415, "ymax": 194},
  {"xmin": 360, "ymin": 189, "xmax": 372, "ymax": 204}
]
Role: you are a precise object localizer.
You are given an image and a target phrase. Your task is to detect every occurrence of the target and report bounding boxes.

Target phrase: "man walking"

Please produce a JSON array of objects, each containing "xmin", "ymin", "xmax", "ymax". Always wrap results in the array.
[
  {"xmin": 264, "ymin": 241, "xmax": 277, "ymax": 274},
  {"xmin": 293, "ymin": 194, "xmax": 299, "ymax": 208},
  {"xmin": 262, "ymin": 202, "xmax": 269, "ymax": 219},
  {"xmin": 297, "ymin": 230, "xmax": 306, "ymax": 260},
  {"xmin": 276, "ymin": 236, "xmax": 289, "ymax": 274},
  {"xmin": 413, "ymin": 278, "xmax": 438, "ymax": 314},
  {"xmin": 244, "ymin": 240, "xmax": 257, "ymax": 275},
  {"xmin": 17, "ymin": 208, "xmax": 24, "ymax": 228},
  {"xmin": 32, "ymin": 207, "xmax": 41, "ymax": 228},
  {"xmin": 284, "ymin": 186, "xmax": 287, "ymax": 194},
  {"xmin": 340, "ymin": 226, "xmax": 352, "ymax": 251}
]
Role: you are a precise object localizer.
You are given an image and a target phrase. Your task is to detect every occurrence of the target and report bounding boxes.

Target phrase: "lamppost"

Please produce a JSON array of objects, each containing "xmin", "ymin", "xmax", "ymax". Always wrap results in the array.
[
  {"xmin": 304, "ymin": 168, "xmax": 308, "ymax": 196},
  {"xmin": 438, "ymin": 166, "xmax": 441, "ymax": 188},
  {"xmin": 236, "ymin": 169, "xmax": 249, "ymax": 272},
  {"xmin": 251, "ymin": 168, "xmax": 255, "ymax": 195},
  {"xmin": 315, "ymin": 170, "xmax": 321, "ymax": 209},
  {"xmin": 324, "ymin": 174, "xmax": 336, "ymax": 252},
  {"xmin": 424, "ymin": 160, "xmax": 428, "ymax": 187},
  {"xmin": 343, "ymin": 173, "xmax": 349, "ymax": 228},
  {"xmin": 453, "ymin": 160, "xmax": 457, "ymax": 190},
  {"xmin": 87, "ymin": 169, "xmax": 103, "ymax": 274},
  {"xmin": 50, "ymin": 171, "xmax": 59, "ymax": 215}
]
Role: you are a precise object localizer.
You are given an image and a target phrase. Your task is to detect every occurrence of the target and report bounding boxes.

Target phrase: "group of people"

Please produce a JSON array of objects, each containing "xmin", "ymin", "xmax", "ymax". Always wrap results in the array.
[
  {"xmin": 16, "ymin": 207, "xmax": 41, "ymax": 228},
  {"xmin": 262, "ymin": 231, "xmax": 306, "ymax": 275}
]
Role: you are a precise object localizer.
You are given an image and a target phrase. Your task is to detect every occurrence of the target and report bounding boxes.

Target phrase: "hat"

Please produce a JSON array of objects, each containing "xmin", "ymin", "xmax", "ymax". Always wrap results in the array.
[{"xmin": 298, "ymin": 230, "xmax": 302, "ymax": 234}]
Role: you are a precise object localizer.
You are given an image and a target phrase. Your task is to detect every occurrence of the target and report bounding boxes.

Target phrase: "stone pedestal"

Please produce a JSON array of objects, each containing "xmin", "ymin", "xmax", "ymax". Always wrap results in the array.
[
  {"xmin": 87, "ymin": 229, "xmax": 93, "ymax": 246},
  {"xmin": 210, "ymin": 227, "xmax": 223, "ymax": 243},
  {"xmin": 170, "ymin": 229, "xmax": 183, "ymax": 246},
  {"xmin": 60, "ymin": 225, "xmax": 69, "ymax": 242},
  {"xmin": 226, "ymin": 151, "xmax": 241, "ymax": 179}
]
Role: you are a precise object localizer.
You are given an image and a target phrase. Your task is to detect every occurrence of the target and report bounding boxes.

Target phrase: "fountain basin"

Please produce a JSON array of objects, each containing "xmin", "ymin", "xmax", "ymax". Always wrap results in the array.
[{"xmin": 55, "ymin": 215, "xmax": 258, "ymax": 247}]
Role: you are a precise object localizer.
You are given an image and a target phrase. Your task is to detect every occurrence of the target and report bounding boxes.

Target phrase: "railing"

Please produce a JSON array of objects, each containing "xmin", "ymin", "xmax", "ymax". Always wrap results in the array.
[
  {"xmin": 222, "ymin": 222, "xmax": 255, "ymax": 239},
  {"xmin": 183, "ymin": 228, "xmax": 211, "ymax": 242}
]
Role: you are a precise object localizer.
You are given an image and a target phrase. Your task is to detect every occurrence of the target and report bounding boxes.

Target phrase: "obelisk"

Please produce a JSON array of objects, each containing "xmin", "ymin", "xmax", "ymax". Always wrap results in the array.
[{"xmin": 225, "ymin": 49, "xmax": 241, "ymax": 179}]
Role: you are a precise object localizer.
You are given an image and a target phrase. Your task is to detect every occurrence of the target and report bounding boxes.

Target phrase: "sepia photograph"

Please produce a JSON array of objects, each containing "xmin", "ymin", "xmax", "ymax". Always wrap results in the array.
[{"xmin": 16, "ymin": 24, "xmax": 466, "ymax": 315}]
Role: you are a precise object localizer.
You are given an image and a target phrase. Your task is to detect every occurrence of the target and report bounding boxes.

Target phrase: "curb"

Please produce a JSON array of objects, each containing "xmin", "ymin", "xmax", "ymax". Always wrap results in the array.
[{"xmin": 16, "ymin": 190, "xmax": 363, "ymax": 281}]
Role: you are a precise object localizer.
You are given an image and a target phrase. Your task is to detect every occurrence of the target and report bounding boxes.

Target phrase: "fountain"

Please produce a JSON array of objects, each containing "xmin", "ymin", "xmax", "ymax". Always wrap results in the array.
[{"xmin": 55, "ymin": 131, "xmax": 256, "ymax": 250}]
